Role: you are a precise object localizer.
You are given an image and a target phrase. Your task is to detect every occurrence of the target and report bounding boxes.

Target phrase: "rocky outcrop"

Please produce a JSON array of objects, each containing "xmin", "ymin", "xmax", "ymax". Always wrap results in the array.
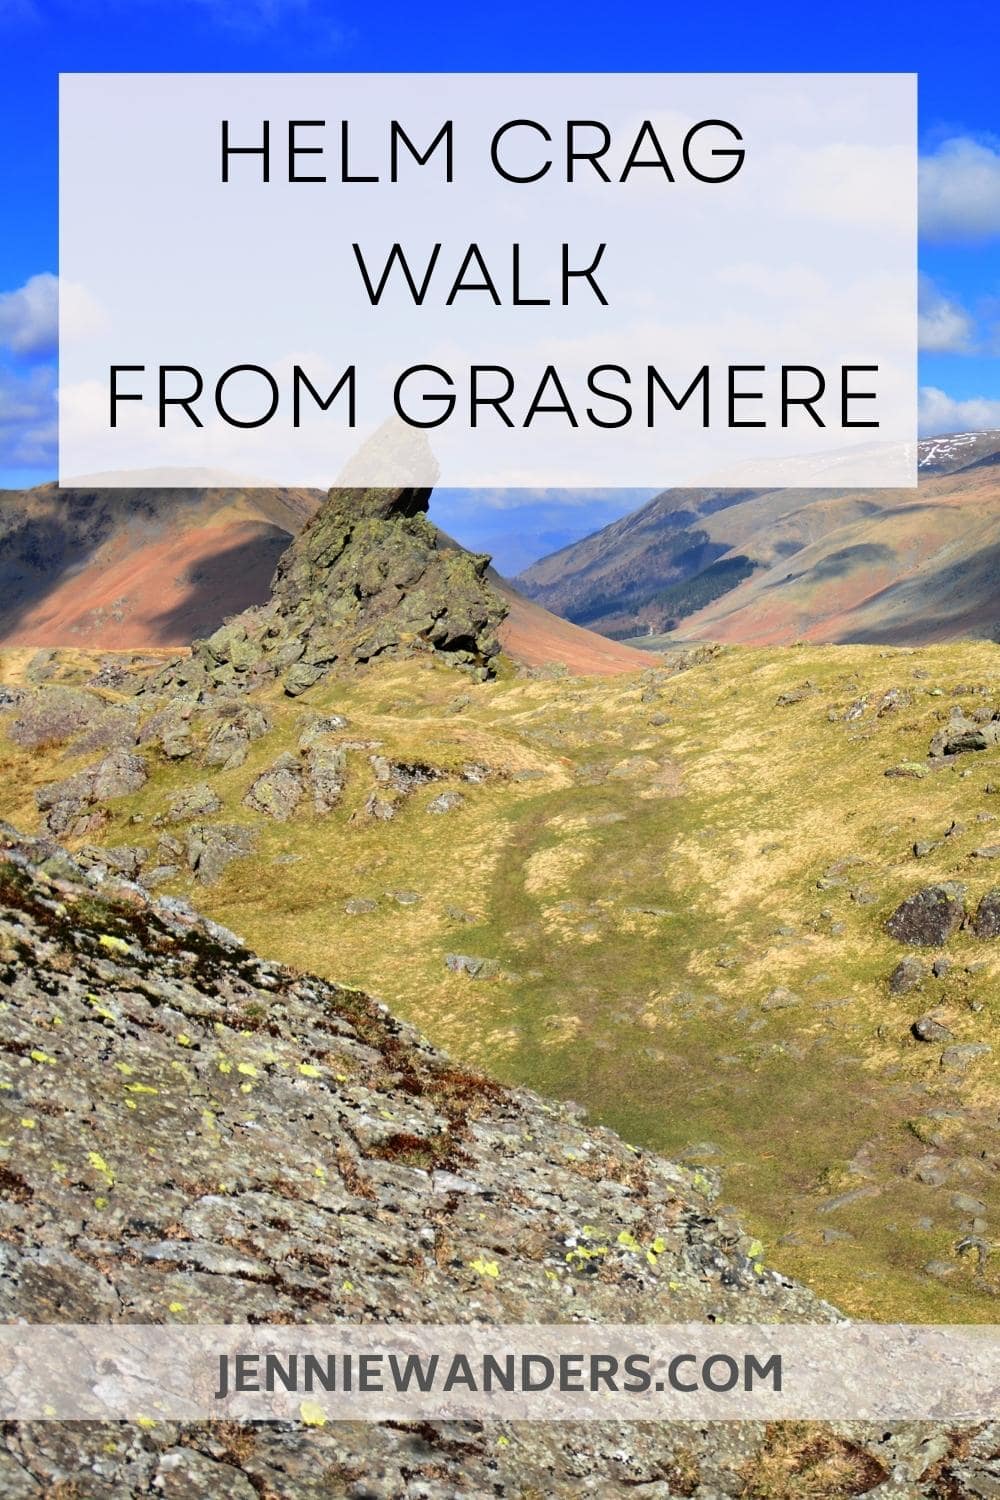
[
  {"xmin": 0, "ymin": 824, "xmax": 857, "ymax": 1496},
  {"xmin": 34, "ymin": 748, "xmax": 148, "ymax": 837},
  {"xmin": 179, "ymin": 821, "xmax": 256, "ymax": 884},
  {"xmin": 886, "ymin": 883, "xmax": 966, "ymax": 946},
  {"xmin": 154, "ymin": 488, "xmax": 507, "ymax": 698},
  {"xmin": 930, "ymin": 707, "xmax": 1000, "ymax": 757}
]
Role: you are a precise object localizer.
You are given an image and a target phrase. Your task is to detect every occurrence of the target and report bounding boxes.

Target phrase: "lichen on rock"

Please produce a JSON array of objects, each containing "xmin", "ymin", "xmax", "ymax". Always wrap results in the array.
[{"xmin": 152, "ymin": 487, "xmax": 507, "ymax": 698}]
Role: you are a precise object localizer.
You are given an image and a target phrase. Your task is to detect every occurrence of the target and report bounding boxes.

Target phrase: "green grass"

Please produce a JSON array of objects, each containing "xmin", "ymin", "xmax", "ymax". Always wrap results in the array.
[{"xmin": 6, "ymin": 639, "xmax": 1000, "ymax": 1320}]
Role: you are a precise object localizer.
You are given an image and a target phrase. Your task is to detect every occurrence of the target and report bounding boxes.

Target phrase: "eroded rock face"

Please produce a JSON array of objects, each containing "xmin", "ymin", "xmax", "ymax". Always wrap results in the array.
[
  {"xmin": 154, "ymin": 488, "xmax": 507, "ymax": 698},
  {"xmin": 886, "ymin": 884, "xmax": 966, "ymax": 946}
]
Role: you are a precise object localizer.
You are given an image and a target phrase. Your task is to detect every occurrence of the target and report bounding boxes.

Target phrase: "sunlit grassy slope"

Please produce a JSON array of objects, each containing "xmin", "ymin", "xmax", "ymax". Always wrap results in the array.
[{"xmin": 5, "ymin": 639, "xmax": 1000, "ymax": 1321}]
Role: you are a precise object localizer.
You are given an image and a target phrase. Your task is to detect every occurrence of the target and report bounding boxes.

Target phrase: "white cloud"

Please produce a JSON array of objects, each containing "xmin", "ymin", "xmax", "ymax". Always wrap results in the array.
[
  {"xmin": 0, "ymin": 272, "xmax": 58, "ymax": 356},
  {"xmin": 920, "ymin": 137, "xmax": 1000, "ymax": 241},
  {"xmin": 918, "ymin": 276, "xmax": 975, "ymax": 353},
  {"xmin": 0, "ymin": 364, "xmax": 56, "ymax": 468},
  {"xmin": 919, "ymin": 385, "xmax": 1000, "ymax": 435}
]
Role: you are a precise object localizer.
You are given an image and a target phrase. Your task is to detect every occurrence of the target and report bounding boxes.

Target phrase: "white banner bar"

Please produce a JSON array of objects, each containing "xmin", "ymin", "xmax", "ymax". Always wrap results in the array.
[{"xmin": 2, "ymin": 1324, "xmax": 999, "ymax": 1422}]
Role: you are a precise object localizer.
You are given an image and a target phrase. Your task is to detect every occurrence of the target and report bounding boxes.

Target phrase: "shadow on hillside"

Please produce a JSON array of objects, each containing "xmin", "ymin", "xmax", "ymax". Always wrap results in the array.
[
  {"xmin": 0, "ymin": 488, "xmax": 205, "ymax": 637},
  {"xmin": 0, "ymin": 494, "xmax": 117, "ymax": 633},
  {"xmin": 832, "ymin": 539, "xmax": 1000, "ymax": 645},
  {"xmin": 145, "ymin": 526, "xmax": 292, "ymax": 644}
]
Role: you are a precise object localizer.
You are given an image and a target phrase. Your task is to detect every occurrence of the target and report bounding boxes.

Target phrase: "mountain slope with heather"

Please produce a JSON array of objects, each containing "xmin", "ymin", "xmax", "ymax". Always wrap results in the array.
[
  {"xmin": 0, "ymin": 482, "xmax": 324, "ymax": 648},
  {"xmin": 514, "ymin": 433, "xmax": 1000, "ymax": 644}
]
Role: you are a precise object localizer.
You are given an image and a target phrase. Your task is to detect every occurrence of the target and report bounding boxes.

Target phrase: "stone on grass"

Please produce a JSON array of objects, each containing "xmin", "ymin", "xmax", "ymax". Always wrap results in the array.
[
  {"xmin": 886, "ymin": 884, "xmax": 965, "ymax": 946},
  {"xmin": 889, "ymin": 957, "xmax": 925, "ymax": 995},
  {"xmin": 242, "ymin": 754, "xmax": 303, "ymax": 821},
  {"xmin": 911, "ymin": 1015, "xmax": 951, "ymax": 1043},
  {"xmin": 427, "ymin": 790, "xmax": 465, "ymax": 814},
  {"xmin": 973, "ymin": 889, "xmax": 1000, "ymax": 938},
  {"xmin": 445, "ymin": 953, "xmax": 500, "ymax": 979},
  {"xmin": 168, "ymin": 783, "xmax": 222, "ymax": 822}
]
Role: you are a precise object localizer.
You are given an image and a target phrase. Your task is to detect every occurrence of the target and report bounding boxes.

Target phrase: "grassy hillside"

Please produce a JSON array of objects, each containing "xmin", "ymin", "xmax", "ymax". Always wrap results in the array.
[{"xmin": 5, "ymin": 638, "xmax": 1000, "ymax": 1322}]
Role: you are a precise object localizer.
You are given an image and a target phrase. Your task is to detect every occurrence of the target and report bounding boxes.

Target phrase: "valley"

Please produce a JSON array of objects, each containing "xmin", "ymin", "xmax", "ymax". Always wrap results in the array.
[
  {"xmin": 515, "ymin": 432, "xmax": 1000, "ymax": 644},
  {"xmin": 6, "ymin": 627, "xmax": 1000, "ymax": 1323},
  {"xmin": 4, "ymin": 468, "xmax": 1000, "ymax": 1335}
]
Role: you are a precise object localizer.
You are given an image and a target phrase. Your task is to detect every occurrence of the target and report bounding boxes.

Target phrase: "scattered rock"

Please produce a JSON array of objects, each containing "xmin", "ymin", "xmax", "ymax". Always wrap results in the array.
[
  {"xmin": 445, "ymin": 953, "xmax": 500, "ymax": 979},
  {"xmin": 913, "ymin": 1154, "xmax": 952, "ymax": 1186},
  {"xmin": 912, "ymin": 1015, "xmax": 952, "ymax": 1043},
  {"xmin": 889, "ymin": 957, "xmax": 925, "ymax": 995},
  {"xmin": 886, "ymin": 884, "xmax": 965, "ymax": 946},
  {"xmin": 344, "ymin": 897, "xmax": 377, "ymax": 915},
  {"xmin": 299, "ymin": 714, "xmax": 349, "ymax": 739},
  {"xmin": 372, "ymin": 755, "xmax": 443, "ymax": 792},
  {"xmin": 427, "ymin": 790, "xmax": 465, "ymax": 814},
  {"xmin": 951, "ymin": 1192, "xmax": 987, "ymax": 1217},
  {"xmin": 885, "ymin": 762, "xmax": 929, "ymax": 779},
  {"xmin": 940, "ymin": 1043, "xmax": 992, "ymax": 1071},
  {"xmin": 973, "ymin": 889, "xmax": 1000, "ymax": 938},
  {"xmin": 930, "ymin": 711, "xmax": 1000, "ymax": 757},
  {"xmin": 242, "ymin": 754, "xmax": 304, "ymax": 821},
  {"xmin": 184, "ymin": 823, "xmax": 256, "ymax": 884},
  {"xmin": 761, "ymin": 987, "xmax": 800, "ymax": 1011},
  {"xmin": 877, "ymin": 687, "xmax": 911, "ymax": 715},
  {"xmin": 363, "ymin": 790, "xmax": 400, "ymax": 821},
  {"xmin": 167, "ymin": 784, "xmax": 222, "ymax": 822},
  {"xmin": 776, "ymin": 684, "xmax": 817, "ymax": 706}
]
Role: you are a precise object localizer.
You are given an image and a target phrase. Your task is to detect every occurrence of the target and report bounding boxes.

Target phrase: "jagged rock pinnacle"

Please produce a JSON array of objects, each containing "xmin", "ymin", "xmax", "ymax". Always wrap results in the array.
[{"xmin": 160, "ymin": 487, "xmax": 508, "ymax": 696}]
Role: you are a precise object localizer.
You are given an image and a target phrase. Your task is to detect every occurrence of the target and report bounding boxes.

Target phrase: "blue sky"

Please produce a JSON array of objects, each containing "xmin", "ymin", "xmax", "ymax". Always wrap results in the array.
[{"xmin": 1, "ymin": 0, "xmax": 998, "ymax": 573}]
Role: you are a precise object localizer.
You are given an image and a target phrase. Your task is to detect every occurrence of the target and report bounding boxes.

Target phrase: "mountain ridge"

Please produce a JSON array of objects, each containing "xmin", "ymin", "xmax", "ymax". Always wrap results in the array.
[{"xmin": 513, "ymin": 433, "xmax": 1000, "ymax": 645}]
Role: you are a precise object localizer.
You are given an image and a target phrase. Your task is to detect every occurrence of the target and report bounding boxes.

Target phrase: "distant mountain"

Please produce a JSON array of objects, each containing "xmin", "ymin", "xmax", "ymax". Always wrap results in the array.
[
  {"xmin": 0, "ymin": 483, "xmax": 323, "ymax": 648},
  {"xmin": 0, "ymin": 481, "xmax": 651, "ymax": 676},
  {"xmin": 513, "ymin": 433, "xmax": 1000, "ymax": 645}
]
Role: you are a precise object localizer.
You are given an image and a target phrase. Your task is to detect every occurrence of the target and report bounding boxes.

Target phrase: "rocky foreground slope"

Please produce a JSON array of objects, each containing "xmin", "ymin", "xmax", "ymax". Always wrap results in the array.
[{"xmin": 0, "ymin": 823, "xmax": 955, "ymax": 1497}]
